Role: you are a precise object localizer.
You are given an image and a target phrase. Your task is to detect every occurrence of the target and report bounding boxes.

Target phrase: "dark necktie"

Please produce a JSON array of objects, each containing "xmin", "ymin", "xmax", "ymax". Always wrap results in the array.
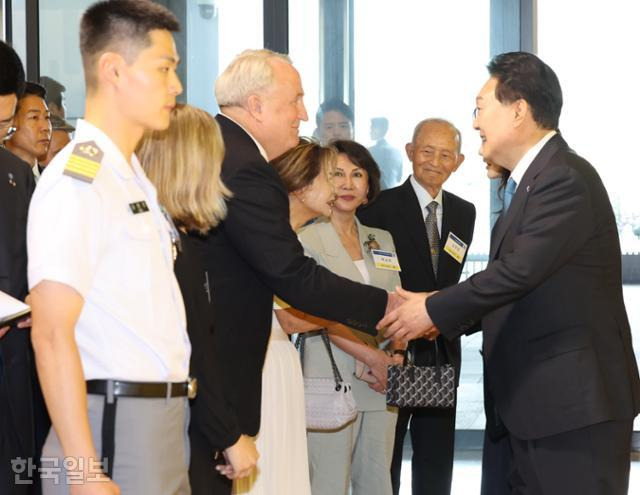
[
  {"xmin": 425, "ymin": 201, "xmax": 440, "ymax": 277},
  {"xmin": 503, "ymin": 177, "xmax": 517, "ymax": 212}
]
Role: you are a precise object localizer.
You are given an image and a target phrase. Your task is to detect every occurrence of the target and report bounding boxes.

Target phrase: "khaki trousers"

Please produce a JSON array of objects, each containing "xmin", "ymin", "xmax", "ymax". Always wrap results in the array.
[{"xmin": 41, "ymin": 394, "xmax": 190, "ymax": 495}]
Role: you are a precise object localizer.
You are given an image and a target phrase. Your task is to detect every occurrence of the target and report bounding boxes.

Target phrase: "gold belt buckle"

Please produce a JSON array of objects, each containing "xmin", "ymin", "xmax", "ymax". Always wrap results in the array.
[{"xmin": 187, "ymin": 377, "xmax": 198, "ymax": 399}]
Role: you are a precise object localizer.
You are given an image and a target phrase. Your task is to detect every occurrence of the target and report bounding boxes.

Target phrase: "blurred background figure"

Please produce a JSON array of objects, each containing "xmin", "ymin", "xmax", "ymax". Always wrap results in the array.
[
  {"xmin": 316, "ymin": 99, "xmax": 354, "ymax": 145},
  {"xmin": 38, "ymin": 115, "xmax": 75, "ymax": 169},
  {"xmin": 39, "ymin": 76, "xmax": 66, "ymax": 119},
  {"xmin": 368, "ymin": 117, "xmax": 403, "ymax": 190},
  {"xmin": 5, "ymin": 82, "xmax": 51, "ymax": 182}
]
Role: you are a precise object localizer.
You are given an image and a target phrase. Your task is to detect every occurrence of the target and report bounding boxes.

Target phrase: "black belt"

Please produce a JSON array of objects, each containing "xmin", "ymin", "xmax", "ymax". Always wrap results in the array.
[
  {"xmin": 86, "ymin": 378, "xmax": 197, "ymax": 479},
  {"xmin": 86, "ymin": 379, "xmax": 196, "ymax": 399}
]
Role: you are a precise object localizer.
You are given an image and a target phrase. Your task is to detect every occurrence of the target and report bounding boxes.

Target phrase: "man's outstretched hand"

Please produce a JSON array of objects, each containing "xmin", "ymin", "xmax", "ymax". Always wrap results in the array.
[{"xmin": 378, "ymin": 287, "xmax": 440, "ymax": 342}]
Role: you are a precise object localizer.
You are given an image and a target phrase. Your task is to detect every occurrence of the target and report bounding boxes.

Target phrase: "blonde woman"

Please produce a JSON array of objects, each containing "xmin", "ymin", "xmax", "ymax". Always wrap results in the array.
[
  {"xmin": 233, "ymin": 140, "xmax": 336, "ymax": 495},
  {"xmin": 137, "ymin": 103, "xmax": 258, "ymax": 493}
]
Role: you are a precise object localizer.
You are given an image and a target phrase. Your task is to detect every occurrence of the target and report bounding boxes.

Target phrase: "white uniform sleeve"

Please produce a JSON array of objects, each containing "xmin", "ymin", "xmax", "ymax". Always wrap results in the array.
[{"xmin": 28, "ymin": 174, "xmax": 105, "ymax": 298}]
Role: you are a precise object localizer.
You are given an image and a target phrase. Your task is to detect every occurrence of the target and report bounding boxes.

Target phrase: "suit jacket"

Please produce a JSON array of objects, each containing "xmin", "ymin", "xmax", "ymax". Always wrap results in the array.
[
  {"xmin": 189, "ymin": 115, "xmax": 387, "ymax": 448},
  {"xmin": 0, "ymin": 149, "xmax": 37, "ymax": 470},
  {"xmin": 427, "ymin": 134, "xmax": 640, "ymax": 440},
  {"xmin": 358, "ymin": 178, "xmax": 476, "ymax": 383},
  {"xmin": 298, "ymin": 218, "xmax": 401, "ymax": 411}
]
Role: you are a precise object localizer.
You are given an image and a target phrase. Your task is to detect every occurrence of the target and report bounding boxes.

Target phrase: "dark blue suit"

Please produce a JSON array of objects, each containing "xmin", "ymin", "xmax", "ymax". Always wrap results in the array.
[{"xmin": 428, "ymin": 135, "xmax": 640, "ymax": 494}]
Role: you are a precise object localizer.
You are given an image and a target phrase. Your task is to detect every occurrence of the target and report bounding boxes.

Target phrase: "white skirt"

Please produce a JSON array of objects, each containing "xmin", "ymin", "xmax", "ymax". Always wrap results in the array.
[{"xmin": 233, "ymin": 321, "xmax": 311, "ymax": 495}]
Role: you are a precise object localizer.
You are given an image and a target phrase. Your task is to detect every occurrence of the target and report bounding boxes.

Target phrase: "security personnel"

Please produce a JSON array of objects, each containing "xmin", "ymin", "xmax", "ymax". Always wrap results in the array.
[
  {"xmin": 28, "ymin": 2, "xmax": 190, "ymax": 494},
  {"xmin": 1, "ymin": 39, "xmax": 41, "ymax": 494}
]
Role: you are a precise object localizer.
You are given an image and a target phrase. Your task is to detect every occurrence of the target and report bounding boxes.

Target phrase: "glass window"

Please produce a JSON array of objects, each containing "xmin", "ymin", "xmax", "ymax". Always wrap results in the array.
[
  {"xmin": 9, "ymin": 0, "xmax": 27, "ymax": 64},
  {"xmin": 291, "ymin": 0, "xmax": 492, "ymax": 255},
  {"xmin": 290, "ymin": 0, "xmax": 491, "ymax": 441},
  {"xmin": 538, "ymin": 0, "xmax": 640, "ymax": 432},
  {"xmin": 37, "ymin": 0, "xmax": 263, "ymax": 122}
]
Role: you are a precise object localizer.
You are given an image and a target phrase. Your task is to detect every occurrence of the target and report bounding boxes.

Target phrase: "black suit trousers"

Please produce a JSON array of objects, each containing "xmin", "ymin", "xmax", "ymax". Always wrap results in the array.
[
  {"xmin": 391, "ymin": 406, "xmax": 456, "ymax": 495},
  {"xmin": 508, "ymin": 419, "xmax": 632, "ymax": 495},
  {"xmin": 189, "ymin": 429, "xmax": 232, "ymax": 495}
]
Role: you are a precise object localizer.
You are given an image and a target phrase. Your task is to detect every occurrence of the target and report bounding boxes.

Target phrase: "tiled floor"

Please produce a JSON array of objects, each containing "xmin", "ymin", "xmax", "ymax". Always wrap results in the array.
[{"xmin": 396, "ymin": 285, "xmax": 640, "ymax": 494}]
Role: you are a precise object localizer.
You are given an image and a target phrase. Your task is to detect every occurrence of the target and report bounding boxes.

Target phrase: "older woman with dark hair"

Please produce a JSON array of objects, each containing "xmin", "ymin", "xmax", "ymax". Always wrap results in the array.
[{"xmin": 296, "ymin": 139, "xmax": 405, "ymax": 495}]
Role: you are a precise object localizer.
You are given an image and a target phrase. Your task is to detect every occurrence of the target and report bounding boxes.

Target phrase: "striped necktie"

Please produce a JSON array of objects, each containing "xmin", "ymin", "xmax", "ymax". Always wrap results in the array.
[{"xmin": 425, "ymin": 201, "xmax": 440, "ymax": 277}]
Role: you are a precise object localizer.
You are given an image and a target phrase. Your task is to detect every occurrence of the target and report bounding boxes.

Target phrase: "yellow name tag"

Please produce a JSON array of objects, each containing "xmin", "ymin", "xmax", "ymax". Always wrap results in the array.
[
  {"xmin": 371, "ymin": 249, "xmax": 401, "ymax": 272},
  {"xmin": 443, "ymin": 232, "xmax": 467, "ymax": 264}
]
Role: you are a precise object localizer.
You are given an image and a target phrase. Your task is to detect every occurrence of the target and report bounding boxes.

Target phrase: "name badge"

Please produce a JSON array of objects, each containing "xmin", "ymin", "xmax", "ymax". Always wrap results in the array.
[
  {"xmin": 444, "ymin": 232, "xmax": 467, "ymax": 264},
  {"xmin": 129, "ymin": 201, "xmax": 149, "ymax": 214},
  {"xmin": 371, "ymin": 249, "xmax": 401, "ymax": 272}
]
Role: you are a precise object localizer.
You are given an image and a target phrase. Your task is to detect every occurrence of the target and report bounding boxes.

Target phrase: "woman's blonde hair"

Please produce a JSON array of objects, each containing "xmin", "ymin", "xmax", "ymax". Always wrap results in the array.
[
  {"xmin": 137, "ymin": 103, "xmax": 231, "ymax": 233},
  {"xmin": 270, "ymin": 138, "xmax": 337, "ymax": 193}
]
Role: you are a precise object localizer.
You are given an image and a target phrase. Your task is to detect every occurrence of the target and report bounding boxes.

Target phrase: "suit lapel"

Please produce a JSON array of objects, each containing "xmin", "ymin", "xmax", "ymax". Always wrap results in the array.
[
  {"xmin": 490, "ymin": 134, "xmax": 566, "ymax": 260},
  {"xmin": 316, "ymin": 220, "xmax": 365, "ymax": 283},
  {"xmin": 438, "ymin": 191, "xmax": 460, "ymax": 284},
  {"xmin": 397, "ymin": 179, "xmax": 433, "ymax": 277}
]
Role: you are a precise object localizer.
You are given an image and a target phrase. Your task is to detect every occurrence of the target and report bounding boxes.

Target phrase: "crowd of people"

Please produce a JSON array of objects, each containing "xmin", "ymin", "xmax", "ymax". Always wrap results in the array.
[{"xmin": 1, "ymin": 1, "xmax": 639, "ymax": 495}]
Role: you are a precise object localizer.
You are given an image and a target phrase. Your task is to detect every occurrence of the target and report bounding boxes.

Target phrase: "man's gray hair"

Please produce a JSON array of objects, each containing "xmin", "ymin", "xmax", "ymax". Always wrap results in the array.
[
  {"xmin": 412, "ymin": 118, "xmax": 462, "ymax": 153},
  {"xmin": 215, "ymin": 49, "xmax": 292, "ymax": 107}
]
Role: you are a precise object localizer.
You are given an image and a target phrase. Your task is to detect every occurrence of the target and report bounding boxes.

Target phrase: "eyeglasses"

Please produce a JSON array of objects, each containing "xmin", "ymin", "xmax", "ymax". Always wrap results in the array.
[{"xmin": 472, "ymin": 107, "xmax": 479, "ymax": 120}]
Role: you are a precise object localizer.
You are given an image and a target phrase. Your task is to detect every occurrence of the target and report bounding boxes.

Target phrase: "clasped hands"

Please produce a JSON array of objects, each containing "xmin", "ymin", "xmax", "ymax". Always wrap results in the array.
[{"xmin": 378, "ymin": 287, "xmax": 440, "ymax": 342}]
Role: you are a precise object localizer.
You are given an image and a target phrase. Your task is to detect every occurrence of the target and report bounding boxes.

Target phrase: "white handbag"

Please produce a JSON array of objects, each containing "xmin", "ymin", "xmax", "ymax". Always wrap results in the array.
[{"xmin": 296, "ymin": 331, "xmax": 358, "ymax": 430}]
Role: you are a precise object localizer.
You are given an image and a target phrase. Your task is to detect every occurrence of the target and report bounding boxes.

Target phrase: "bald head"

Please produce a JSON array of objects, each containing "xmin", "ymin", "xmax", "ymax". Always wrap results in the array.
[
  {"xmin": 412, "ymin": 118, "xmax": 462, "ymax": 153},
  {"xmin": 406, "ymin": 118, "xmax": 465, "ymax": 197}
]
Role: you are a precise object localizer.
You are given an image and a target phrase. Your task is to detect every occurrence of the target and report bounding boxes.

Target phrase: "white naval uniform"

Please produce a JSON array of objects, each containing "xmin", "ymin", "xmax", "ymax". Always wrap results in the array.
[{"xmin": 27, "ymin": 119, "xmax": 191, "ymax": 494}]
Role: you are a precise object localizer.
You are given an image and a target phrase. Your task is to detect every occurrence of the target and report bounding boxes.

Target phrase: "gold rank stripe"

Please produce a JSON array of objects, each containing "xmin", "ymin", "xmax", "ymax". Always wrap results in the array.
[{"xmin": 63, "ymin": 154, "xmax": 101, "ymax": 183}]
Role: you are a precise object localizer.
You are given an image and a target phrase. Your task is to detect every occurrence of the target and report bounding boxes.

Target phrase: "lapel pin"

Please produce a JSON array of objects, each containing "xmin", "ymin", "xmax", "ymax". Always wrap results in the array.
[
  {"xmin": 363, "ymin": 233, "xmax": 380, "ymax": 252},
  {"xmin": 8, "ymin": 172, "xmax": 16, "ymax": 187},
  {"xmin": 526, "ymin": 185, "xmax": 530, "ymax": 192}
]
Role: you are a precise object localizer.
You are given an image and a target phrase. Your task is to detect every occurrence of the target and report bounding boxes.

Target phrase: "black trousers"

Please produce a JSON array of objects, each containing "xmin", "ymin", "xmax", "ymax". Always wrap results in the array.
[
  {"xmin": 189, "ymin": 429, "xmax": 232, "ymax": 495},
  {"xmin": 480, "ymin": 430, "xmax": 512, "ymax": 495},
  {"xmin": 390, "ymin": 406, "xmax": 456, "ymax": 495},
  {"xmin": 508, "ymin": 419, "xmax": 633, "ymax": 495}
]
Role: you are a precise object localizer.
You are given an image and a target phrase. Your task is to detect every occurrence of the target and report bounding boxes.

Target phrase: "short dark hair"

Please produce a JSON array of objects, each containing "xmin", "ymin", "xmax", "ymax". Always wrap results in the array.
[
  {"xmin": 316, "ymin": 99, "xmax": 354, "ymax": 127},
  {"xmin": 0, "ymin": 40, "xmax": 26, "ymax": 97},
  {"xmin": 40, "ymin": 76, "xmax": 66, "ymax": 107},
  {"xmin": 80, "ymin": 0, "xmax": 180, "ymax": 89},
  {"xmin": 487, "ymin": 51, "xmax": 562, "ymax": 130},
  {"xmin": 332, "ymin": 140, "xmax": 381, "ymax": 204},
  {"xmin": 22, "ymin": 82, "xmax": 47, "ymax": 100},
  {"xmin": 371, "ymin": 117, "xmax": 389, "ymax": 134}
]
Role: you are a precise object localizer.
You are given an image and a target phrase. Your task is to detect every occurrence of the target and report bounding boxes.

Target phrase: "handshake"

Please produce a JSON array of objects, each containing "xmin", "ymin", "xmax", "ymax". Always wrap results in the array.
[{"xmin": 377, "ymin": 287, "xmax": 440, "ymax": 342}]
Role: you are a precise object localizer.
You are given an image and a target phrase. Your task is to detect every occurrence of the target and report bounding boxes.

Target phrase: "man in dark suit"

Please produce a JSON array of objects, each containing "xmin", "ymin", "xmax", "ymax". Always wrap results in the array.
[
  {"xmin": 382, "ymin": 52, "xmax": 640, "ymax": 495},
  {"xmin": 359, "ymin": 118, "xmax": 475, "ymax": 495},
  {"xmin": 188, "ymin": 49, "xmax": 396, "ymax": 494},
  {"xmin": 0, "ymin": 40, "xmax": 39, "ymax": 494}
]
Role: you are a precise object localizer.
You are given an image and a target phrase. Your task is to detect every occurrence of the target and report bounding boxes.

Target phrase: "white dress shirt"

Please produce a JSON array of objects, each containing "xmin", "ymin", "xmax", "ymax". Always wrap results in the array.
[
  {"xmin": 28, "ymin": 119, "xmax": 190, "ymax": 382},
  {"xmin": 510, "ymin": 130, "xmax": 557, "ymax": 189},
  {"xmin": 220, "ymin": 112, "xmax": 269, "ymax": 161}
]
